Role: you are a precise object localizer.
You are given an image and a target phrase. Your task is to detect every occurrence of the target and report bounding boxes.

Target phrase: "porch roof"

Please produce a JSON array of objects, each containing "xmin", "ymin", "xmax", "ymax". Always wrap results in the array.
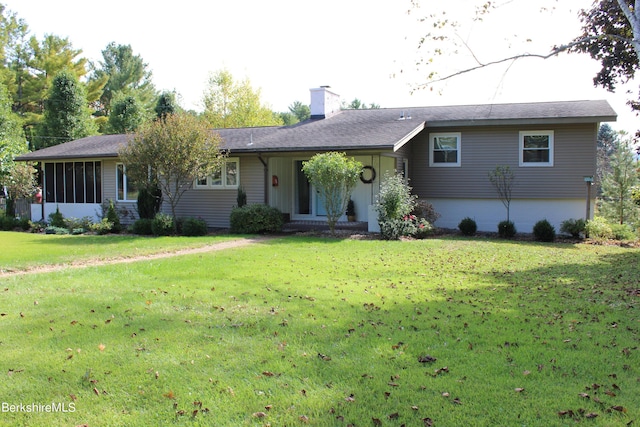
[{"xmin": 16, "ymin": 99, "xmax": 615, "ymax": 161}]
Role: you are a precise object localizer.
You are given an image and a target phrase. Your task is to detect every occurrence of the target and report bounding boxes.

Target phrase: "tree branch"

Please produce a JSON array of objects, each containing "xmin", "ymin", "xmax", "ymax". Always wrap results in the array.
[{"xmin": 415, "ymin": 34, "xmax": 633, "ymax": 89}]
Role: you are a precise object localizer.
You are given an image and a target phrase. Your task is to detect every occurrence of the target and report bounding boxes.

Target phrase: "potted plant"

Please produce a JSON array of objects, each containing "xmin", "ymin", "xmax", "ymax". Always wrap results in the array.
[{"xmin": 346, "ymin": 199, "xmax": 356, "ymax": 222}]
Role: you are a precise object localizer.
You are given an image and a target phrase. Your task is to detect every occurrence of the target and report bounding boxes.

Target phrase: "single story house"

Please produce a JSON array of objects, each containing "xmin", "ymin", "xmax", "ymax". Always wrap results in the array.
[{"xmin": 17, "ymin": 86, "xmax": 616, "ymax": 233}]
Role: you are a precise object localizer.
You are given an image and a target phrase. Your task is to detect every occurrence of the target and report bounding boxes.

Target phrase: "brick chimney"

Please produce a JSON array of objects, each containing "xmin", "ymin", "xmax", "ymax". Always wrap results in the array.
[{"xmin": 310, "ymin": 86, "xmax": 341, "ymax": 119}]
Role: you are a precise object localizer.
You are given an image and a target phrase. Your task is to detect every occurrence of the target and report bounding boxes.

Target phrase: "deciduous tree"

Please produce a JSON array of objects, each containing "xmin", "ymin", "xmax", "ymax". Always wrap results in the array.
[
  {"xmin": 302, "ymin": 152, "xmax": 363, "ymax": 234},
  {"xmin": 118, "ymin": 113, "xmax": 226, "ymax": 225},
  {"xmin": 202, "ymin": 69, "xmax": 283, "ymax": 128}
]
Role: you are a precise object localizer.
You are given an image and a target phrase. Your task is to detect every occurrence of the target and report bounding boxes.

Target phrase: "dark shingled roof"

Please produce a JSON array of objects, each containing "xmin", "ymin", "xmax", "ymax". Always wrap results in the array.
[{"xmin": 16, "ymin": 100, "xmax": 616, "ymax": 161}]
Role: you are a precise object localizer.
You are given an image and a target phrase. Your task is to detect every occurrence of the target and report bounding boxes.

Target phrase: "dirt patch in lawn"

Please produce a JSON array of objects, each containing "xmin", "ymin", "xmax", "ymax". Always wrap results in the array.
[{"xmin": 0, "ymin": 236, "xmax": 274, "ymax": 277}]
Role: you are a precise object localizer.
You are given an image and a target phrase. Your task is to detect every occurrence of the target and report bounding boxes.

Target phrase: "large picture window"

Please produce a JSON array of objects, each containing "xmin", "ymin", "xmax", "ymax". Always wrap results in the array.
[
  {"xmin": 44, "ymin": 161, "xmax": 102, "ymax": 204},
  {"xmin": 520, "ymin": 131, "xmax": 554, "ymax": 166},
  {"xmin": 429, "ymin": 133, "xmax": 461, "ymax": 167},
  {"xmin": 195, "ymin": 158, "xmax": 240, "ymax": 189},
  {"xmin": 117, "ymin": 163, "xmax": 138, "ymax": 201}
]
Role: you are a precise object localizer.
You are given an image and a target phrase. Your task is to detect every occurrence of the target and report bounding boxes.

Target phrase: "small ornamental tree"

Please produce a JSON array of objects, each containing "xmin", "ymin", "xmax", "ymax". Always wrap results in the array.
[
  {"xmin": 302, "ymin": 152, "xmax": 363, "ymax": 234},
  {"xmin": 119, "ymin": 113, "xmax": 226, "ymax": 226},
  {"xmin": 488, "ymin": 165, "xmax": 515, "ymax": 222}
]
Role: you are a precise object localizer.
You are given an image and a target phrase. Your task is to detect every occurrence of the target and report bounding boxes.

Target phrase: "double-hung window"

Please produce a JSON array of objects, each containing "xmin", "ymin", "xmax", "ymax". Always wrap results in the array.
[
  {"xmin": 519, "ymin": 131, "xmax": 554, "ymax": 166},
  {"xmin": 429, "ymin": 133, "xmax": 461, "ymax": 167},
  {"xmin": 195, "ymin": 158, "xmax": 240, "ymax": 189},
  {"xmin": 116, "ymin": 163, "xmax": 138, "ymax": 201}
]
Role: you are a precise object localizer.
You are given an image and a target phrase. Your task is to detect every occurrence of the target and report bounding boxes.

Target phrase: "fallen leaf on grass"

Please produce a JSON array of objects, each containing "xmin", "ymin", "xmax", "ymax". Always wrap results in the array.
[
  {"xmin": 422, "ymin": 418, "xmax": 434, "ymax": 426},
  {"xmin": 163, "ymin": 390, "xmax": 175, "ymax": 399},
  {"xmin": 418, "ymin": 355, "xmax": 437, "ymax": 363},
  {"xmin": 299, "ymin": 415, "xmax": 309, "ymax": 423},
  {"xmin": 98, "ymin": 344, "xmax": 105, "ymax": 351},
  {"xmin": 252, "ymin": 411, "xmax": 267, "ymax": 418},
  {"xmin": 515, "ymin": 388, "xmax": 525, "ymax": 393}
]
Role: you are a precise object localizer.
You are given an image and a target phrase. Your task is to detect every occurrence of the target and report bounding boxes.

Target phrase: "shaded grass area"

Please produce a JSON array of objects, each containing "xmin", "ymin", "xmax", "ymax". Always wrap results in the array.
[
  {"xmin": 0, "ymin": 237, "xmax": 638, "ymax": 426},
  {"xmin": 0, "ymin": 231, "xmax": 239, "ymax": 272}
]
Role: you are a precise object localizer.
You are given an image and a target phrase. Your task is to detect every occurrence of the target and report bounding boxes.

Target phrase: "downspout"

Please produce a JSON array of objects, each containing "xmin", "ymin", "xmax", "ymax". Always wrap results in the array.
[{"xmin": 257, "ymin": 153, "xmax": 268, "ymax": 204}]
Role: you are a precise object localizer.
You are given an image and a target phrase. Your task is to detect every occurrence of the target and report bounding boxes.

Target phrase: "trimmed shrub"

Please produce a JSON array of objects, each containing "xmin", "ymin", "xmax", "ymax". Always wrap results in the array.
[
  {"xmin": 48, "ymin": 206, "xmax": 65, "ymax": 228},
  {"xmin": 236, "ymin": 186, "xmax": 247, "ymax": 208},
  {"xmin": 498, "ymin": 220, "xmax": 516, "ymax": 238},
  {"xmin": 152, "ymin": 213, "xmax": 175, "ymax": 236},
  {"xmin": 610, "ymin": 223, "xmax": 636, "ymax": 240},
  {"xmin": 137, "ymin": 184, "xmax": 162, "ymax": 219},
  {"xmin": 533, "ymin": 219, "xmax": 556, "ymax": 242},
  {"xmin": 45, "ymin": 226, "xmax": 70, "ymax": 235},
  {"xmin": 412, "ymin": 200, "xmax": 441, "ymax": 225},
  {"xmin": 131, "ymin": 218, "xmax": 154, "ymax": 235},
  {"xmin": 560, "ymin": 218, "xmax": 586, "ymax": 238},
  {"xmin": 458, "ymin": 217, "xmax": 477, "ymax": 236},
  {"xmin": 181, "ymin": 217, "xmax": 208, "ymax": 236},
  {"xmin": 105, "ymin": 200, "xmax": 122, "ymax": 233},
  {"xmin": 0, "ymin": 214, "xmax": 16, "ymax": 231},
  {"xmin": 585, "ymin": 216, "xmax": 613, "ymax": 240},
  {"xmin": 230, "ymin": 204, "xmax": 283, "ymax": 234},
  {"xmin": 90, "ymin": 218, "xmax": 114, "ymax": 235}
]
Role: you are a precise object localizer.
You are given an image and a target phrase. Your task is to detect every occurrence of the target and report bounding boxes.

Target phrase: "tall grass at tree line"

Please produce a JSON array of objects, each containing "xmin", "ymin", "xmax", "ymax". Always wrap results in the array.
[{"xmin": 0, "ymin": 234, "xmax": 638, "ymax": 426}]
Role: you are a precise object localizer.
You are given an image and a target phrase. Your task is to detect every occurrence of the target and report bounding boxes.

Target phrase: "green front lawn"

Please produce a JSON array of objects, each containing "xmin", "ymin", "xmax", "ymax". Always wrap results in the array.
[
  {"xmin": 0, "ymin": 234, "xmax": 638, "ymax": 426},
  {"xmin": 1, "ymin": 231, "xmax": 238, "ymax": 272}
]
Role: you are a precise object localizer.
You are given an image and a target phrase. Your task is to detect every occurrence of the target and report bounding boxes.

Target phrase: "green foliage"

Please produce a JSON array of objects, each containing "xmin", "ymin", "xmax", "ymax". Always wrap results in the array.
[
  {"xmin": 610, "ymin": 223, "xmax": 637, "ymax": 240},
  {"xmin": 131, "ymin": 218, "xmax": 154, "ymax": 235},
  {"xmin": 488, "ymin": 165, "xmax": 515, "ymax": 222},
  {"xmin": 560, "ymin": 218, "xmax": 586, "ymax": 238},
  {"xmin": 346, "ymin": 199, "xmax": 355, "ymax": 216},
  {"xmin": 498, "ymin": 220, "xmax": 516, "ymax": 238},
  {"xmin": 533, "ymin": 219, "xmax": 556, "ymax": 242},
  {"xmin": 375, "ymin": 172, "xmax": 418, "ymax": 240},
  {"xmin": 136, "ymin": 184, "xmax": 162, "ymax": 219},
  {"xmin": 90, "ymin": 218, "xmax": 114, "ymax": 235},
  {"xmin": 0, "ymin": 83, "xmax": 29, "ymax": 192},
  {"xmin": 597, "ymin": 136, "xmax": 640, "ymax": 227},
  {"xmin": 585, "ymin": 216, "xmax": 613, "ymax": 240},
  {"xmin": 151, "ymin": 213, "xmax": 175, "ymax": 236},
  {"xmin": 0, "ymin": 213, "xmax": 16, "ymax": 231},
  {"xmin": 181, "ymin": 217, "xmax": 208, "ymax": 237},
  {"xmin": 91, "ymin": 42, "xmax": 157, "ymax": 117},
  {"xmin": 63, "ymin": 216, "xmax": 94, "ymax": 232},
  {"xmin": 302, "ymin": 152, "xmax": 363, "ymax": 234},
  {"xmin": 411, "ymin": 200, "xmax": 440, "ymax": 226},
  {"xmin": 37, "ymin": 70, "xmax": 97, "ymax": 147},
  {"xmin": 229, "ymin": 204, "xmax": 283, "ymax": 234},
  {"xmin": 458, "ymin": 217, "xmax": 477, "ymax": 236},
  {"xmin": 236, "ymin": 186, "xmax": 247, "ymax": 208},
  {"xmin": 107, "ymin": 94, "xmax": 147, "ymax": 133},
  {"xmin": 48, "ymin": 206, "xmax": 65, "ymax": 227},
  {"xmin": 44, "ymin": 226, "xmax": 69, "ymax": 235},
  {"xmin": 105, "ymin": 200, "xmax": 122, "ymax": 233},
  {"xmin": 119, "ymin": 113, "xmax": 226, "ymax": 222},
  {"xmin": 202, "ymin": 69, "xmax": 284, "ymax": 128},
  {"xmin": 154, "ymin": 91, "xmax": 179, "ymax": 120}
]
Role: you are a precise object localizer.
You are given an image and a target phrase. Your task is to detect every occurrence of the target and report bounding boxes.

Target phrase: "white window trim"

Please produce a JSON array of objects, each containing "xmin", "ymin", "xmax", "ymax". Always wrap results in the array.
[
  {"xmin": 194, "ymin": 158, "xmax": 240, "ymax": 189},
  {"xmin": 116, "ymin": 163, "xmax": 137, "ymax": 202},
  {"xmin": 519, "ymin": 130, "xmax": 554, "ymax": 167},
  {"xmin": 429, "ymin": 132, "xmax": 461, "ymax": 167}
]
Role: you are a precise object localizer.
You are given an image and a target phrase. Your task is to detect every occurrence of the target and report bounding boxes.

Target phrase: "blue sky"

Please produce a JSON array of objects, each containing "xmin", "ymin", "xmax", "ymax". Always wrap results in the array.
[{"xmin": 6, "ymin": 0, "xmax": 638, "ymax": 133}]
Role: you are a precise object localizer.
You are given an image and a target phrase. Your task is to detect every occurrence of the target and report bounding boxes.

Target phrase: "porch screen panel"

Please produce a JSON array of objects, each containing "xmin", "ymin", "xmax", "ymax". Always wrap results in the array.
[
  {"xmin": 94, "ymin": 162, "xmax": 102, "ymax": 203},
  {"xmin": 85, "ymin": 162, "xmax": 95, "ymax": 203},
  {"xmin": 65, "ymin": 162, "xmax": 74, "ymax": 203},
  {"xmin": 74, "ymin": 162, "xmax": 85, "ymax": 203},
  {"xmin": 44, "ymin": 163, "xmax": 55, "ymax": 203},
  {"xmin": 55, "ymin": 163, "xmax": 64, "ymax": 203}
]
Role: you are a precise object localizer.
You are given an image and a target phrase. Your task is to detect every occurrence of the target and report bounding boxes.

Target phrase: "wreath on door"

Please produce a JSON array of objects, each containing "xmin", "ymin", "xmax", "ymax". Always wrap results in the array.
[{"xmin": 360, "ymin": 165, "xmax": 376, "ymax": 184}]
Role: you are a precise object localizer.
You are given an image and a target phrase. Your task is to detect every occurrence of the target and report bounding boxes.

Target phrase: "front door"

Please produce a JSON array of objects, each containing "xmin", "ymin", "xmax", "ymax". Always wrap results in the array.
[{"xmin": 294, "ymin": 160, "xmax": 311, "ymax": 217}]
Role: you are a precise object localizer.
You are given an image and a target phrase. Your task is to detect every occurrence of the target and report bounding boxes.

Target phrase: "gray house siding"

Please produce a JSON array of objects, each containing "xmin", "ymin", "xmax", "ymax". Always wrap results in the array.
[
  {"xmin": 172, "ymin": 155, "xmax": 265, "ymax": 228},
  {"xmin": 410, "ymin": 123, "xmax": 597, "ymax": 200}
]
